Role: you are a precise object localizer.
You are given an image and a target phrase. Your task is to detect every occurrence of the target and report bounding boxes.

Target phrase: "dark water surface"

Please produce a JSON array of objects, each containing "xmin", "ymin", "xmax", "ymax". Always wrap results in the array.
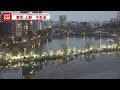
[{"xmin": 0, "ymin": 36, "xmax": 120, "ymax": 79}]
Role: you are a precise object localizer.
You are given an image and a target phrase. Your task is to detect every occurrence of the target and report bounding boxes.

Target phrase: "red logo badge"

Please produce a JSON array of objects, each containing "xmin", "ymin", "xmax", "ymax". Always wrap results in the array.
[{"xmin": 2, "ymin": 12, "xmax": 12, "ymax": 22}]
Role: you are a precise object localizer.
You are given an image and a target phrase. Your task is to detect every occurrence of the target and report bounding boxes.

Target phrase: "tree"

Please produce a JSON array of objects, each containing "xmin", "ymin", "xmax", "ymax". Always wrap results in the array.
[
  {"xmin": 36, "ymin": 28, "xmax": 52, "ymax": 37},
  {"xmin": 60, "ymin": 42, "xmax": 68, "ymax": 53},
  {"xmin": 36, "ymin": 30, "xmax": 41, "ymax": 35},
  {"xmin": 36, "ymin": 30, "xmax": 46, "ymax": 36},
  {"xmin": 27, "ymin": 30, "xmax": 34, "ymax": 38},
  {"xmin": 78, "ymin": 22, "xmax": 93, "ymax": 33},
  {"xmin": 116, "ymin": 38, "xmax": 120, "ymax": 49},
  {"xmin": 15, "ymin": 36, "xmax": 21, "ymax": 41},
  {"xmin": 2, "ymin": 35, "xmax": 13, "ymax": 49},
  {"xmin": 12, "ymin": 47, "xmax": 20, "ymax": 56},
  {"xmin": 2, "ymin": 35, "xmax": 12, "ymax": 43},
  {"xmin": 86, "ymin": 41, "xmax": 96, "ymax": 49}
]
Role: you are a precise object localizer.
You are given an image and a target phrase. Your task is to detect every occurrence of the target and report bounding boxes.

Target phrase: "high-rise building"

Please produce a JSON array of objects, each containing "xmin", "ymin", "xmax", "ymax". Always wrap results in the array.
[
  {"xmin": 0, "ymin": 22, "xmax": 12, "ymax": 37},
  {"xmin": 20, "ymin": 11, "xmax": 42, "ymax": 35},
  {"xmin": 0, "ymin": 11, "xmax": 12, "ymax": 37},
  {"xmin": 0, "ymin": 12, "xmax": 1, "ymax": 22},
  {"xmin": 0, "ymin": 20, "xmax": 21, "ymax": 38},
  {"xmin": 11, "ymin": 20, "xmax": 22, "ymax": 37},
  {"xmin": 59, "ymin": 15, "xmax": 67, "ymax": 27},
  {"xmin": 0, "ymin": 11, "xmax": 22, "ymax": 38},
  {"xmin": 0, "ymin": 12, "xmax": 2, "ymax": 37},
  {"xmin": 0, "ymin": 12, "xmax": 11, "ymax": 37}
]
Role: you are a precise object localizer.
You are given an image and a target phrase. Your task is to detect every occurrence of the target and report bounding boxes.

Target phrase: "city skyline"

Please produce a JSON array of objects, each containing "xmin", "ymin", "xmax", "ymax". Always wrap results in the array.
[
  {"xmin": 1, "ymin": 11, "xmax": 120, "ymax": 79},
  {"xmin": 1, "ymin": 11, "xmax": 118, "ymax": 22}
]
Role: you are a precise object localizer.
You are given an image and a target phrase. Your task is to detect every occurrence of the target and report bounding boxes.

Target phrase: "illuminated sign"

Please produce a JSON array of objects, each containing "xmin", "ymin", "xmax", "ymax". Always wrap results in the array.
[{"xmin": 2, "ymin": 12, "xmax": 50, "ymax": 22}]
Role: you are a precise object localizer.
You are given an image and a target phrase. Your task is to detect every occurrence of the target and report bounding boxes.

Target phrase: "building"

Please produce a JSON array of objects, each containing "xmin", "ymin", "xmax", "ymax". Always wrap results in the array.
[
  {"xmin": 117, "ymin": 11, "xmax": 120, "ymax": 19},
  {"xmin": 41, "ymin": 20, "xmax": 53, "ymax": 29},
  {"xmin": 59, "ymin": 15, "xmax": 67, "ymax": 27},
  {"xmin": 102, "ymin": 20, "xmax": 110, "ymax": 24},
  {"xmin": 0, "ymin": 20, "xmax": 22, "ymax": 38},
  {"xmin": 0, "ymin": 11, "xmax": 16, "ymax": 38},
  {"xmin": 20, "ymin": 11, "xmax": 42, "ymax": 36},
  {"xmin": 40, "ymin": 21, "xmax": 47, "ymax": 29},
  {"xmin": 11, "ymin": 20, "xmax": 22, "ymax": 37},
  {"xmin": 0, "ymin": 12, "xmax": 2, "ymax": 37},
  {"xmin": 47, "ymin": 20, "xmax": 53, "ymax": 28},
  {"xmin": 110, "ymin": 18, "xmax": 119, "ymax": 23},
  {"xmin": 0, "ymin": 22, "xmax": 12, "ymax": 37},
  {"xmin": 0, "ymin": 11, "xmax": 42, "ymax": 37},
  {"xmin": 0, "ymin": 12, "xmax": 1, "ymax": 22}
]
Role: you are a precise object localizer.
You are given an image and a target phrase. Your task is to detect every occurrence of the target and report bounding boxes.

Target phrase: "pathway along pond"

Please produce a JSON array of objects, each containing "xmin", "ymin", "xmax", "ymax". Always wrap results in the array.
[{"xmin": 0, "ymin": 36, "xmax": 120, "ymax": 79}]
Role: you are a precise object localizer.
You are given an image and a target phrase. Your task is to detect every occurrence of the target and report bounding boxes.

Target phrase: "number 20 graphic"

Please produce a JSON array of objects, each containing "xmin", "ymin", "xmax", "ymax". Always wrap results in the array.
[{"xmin": 2, "ymin": 12, "xmax": 12, "ymax": 22}]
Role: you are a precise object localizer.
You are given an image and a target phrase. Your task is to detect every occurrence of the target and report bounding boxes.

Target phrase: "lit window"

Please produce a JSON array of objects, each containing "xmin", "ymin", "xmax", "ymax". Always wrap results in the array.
[
  {"xmin": 26, "ymin": 25, "xmax": 28, "ymax": 29},
  {"xmin": 29, "ymin": 12, "xmax": 32, "ymax": 13},
  {"xmin": 30, "ymin": 21, "xmax": 33, "ymax": 25}
]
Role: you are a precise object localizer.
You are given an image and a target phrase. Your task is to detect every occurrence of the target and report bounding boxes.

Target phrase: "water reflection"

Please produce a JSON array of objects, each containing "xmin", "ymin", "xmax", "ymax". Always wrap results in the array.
[
  {"xmin": 22, "ymin": 66, "xmax": 35, "ymax": 79},
  {"xmin": 0, "ymin": 51, "xmax": 120, "ymax": 79},
  {"xmin": 115, "ymin": 51, "xmax": 120, "ymax": 57},
  {"xmin": 21, "ymin": 62, "xmax": 43, "ymax": 79},
  {"xmin": 38, "ymin": 36, "xmax": 110, "ymax": 53},
  {"xmin": 84, "ymin": 54, "xmax": 96, "ymax": 62},
  {"xmin": 0, "ymin": 35, "xmax": 120, "ymax": 79}
]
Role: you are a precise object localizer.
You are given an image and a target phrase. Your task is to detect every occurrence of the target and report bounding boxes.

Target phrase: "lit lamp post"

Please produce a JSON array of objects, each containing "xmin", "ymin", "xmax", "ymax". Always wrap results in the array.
[
  {"xmin": 34, "ymin": 44, "xmax": 35, "ymax": 49},
  {"xmin": 38, "ymin": 35, "xmax": 41, "ymax": 47},
  {"xmin": 32, "ymin": 45, "xmax": 34, "ymax": 49},
  {"xmin": 6, "ymin": 43, "xmax": 8, "ymax": 47},
  {"xmin": 38, "ymin": 35, "xmax": 40, "ymax": 38},
  {"xmin": 22, "ymin": 38, "xmax": 27, "ymax": 56},
  {"xmin": 24, "ymin": 48, "xmax": 26, "ymax": 56},
  {"xmin": 31, "ymin": 38, "xmax": 34, "ymax": 49},
  {"xmin": 38, "ymin": 43, "xmax": 40, "ymax": 47}
]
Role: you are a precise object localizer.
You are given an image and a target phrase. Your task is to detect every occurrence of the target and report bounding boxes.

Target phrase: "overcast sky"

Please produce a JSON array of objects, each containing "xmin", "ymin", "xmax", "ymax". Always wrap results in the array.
[
  {"xmin": 43, "ymin": 11, "xmax": 117, "ymax": 21},
  {"xmin": 1, "ymin": 11, "xmax": 118, "ymax": 21}
]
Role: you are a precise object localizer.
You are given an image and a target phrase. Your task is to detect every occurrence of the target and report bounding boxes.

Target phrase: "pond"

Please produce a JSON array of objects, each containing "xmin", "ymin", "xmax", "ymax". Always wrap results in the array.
[{"xmin": 0, "ymin": 36, "xmax": 119, "ymax": 79}]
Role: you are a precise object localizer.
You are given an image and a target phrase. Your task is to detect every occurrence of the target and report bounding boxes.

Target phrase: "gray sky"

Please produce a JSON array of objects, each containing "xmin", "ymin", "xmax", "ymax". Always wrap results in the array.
[
  {"xmin": 43, "ymin": 11, "xmax": 117, "ymax": 21},
  {"xmin": 1, "ymin": 11, "xmax": 118, "ymax": 21}
]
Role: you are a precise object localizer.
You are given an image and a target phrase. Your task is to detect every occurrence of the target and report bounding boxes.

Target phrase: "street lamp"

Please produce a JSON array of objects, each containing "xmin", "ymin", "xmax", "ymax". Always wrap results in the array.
[
  {"xmin": 34, "ymin": 44, "xmax": 35, "ymax": 49},
  {"xmin": 24, "ymin": 48, "xmax": 26, "ymax": 56},
  {"xmin": 6, "ymin": 43, "xmax": 8, "ymax": 47},
  {"xmin": 38, "ymin": 35, "xmax": 40, "ymax": 38},
  {"xmin": 32, "ymin": 45, "xmax": 34, "ymax": 49},
  {"xmin": 38, "ymin": 43, "xmax": 40, "ymax": 47}
]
